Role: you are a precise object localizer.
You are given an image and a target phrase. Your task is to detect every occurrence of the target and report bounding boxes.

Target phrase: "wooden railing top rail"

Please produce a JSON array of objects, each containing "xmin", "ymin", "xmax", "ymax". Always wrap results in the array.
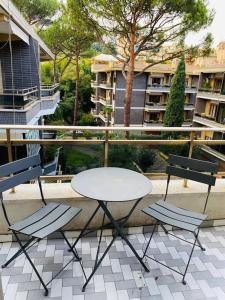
[{"xmin": 0, "ymin": 125, "xmax": 224, "ymax": 132}]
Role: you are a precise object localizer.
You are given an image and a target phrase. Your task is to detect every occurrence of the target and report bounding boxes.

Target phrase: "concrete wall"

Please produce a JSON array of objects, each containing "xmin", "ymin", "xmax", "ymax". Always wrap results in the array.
[
  {"xmin": 115, "ymin": 72, "xmax": 147, "ymax": 125},
  {"xmin": 0, "ymin": 179, "xmax": 224, "ymax": 236}
]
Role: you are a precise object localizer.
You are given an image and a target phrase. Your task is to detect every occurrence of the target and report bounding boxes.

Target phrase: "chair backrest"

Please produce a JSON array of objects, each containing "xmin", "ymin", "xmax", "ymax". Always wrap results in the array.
[
  {"xmin": 164, "ymin": 155, "xmax": 218, "ymax": 213},
  {"xmin": 166, "ymin": 155, "xmax": 218, "ymax": 186},
  {"xmin": 0, "ymin": 155, "xmax": 42, "ymax": 193}
]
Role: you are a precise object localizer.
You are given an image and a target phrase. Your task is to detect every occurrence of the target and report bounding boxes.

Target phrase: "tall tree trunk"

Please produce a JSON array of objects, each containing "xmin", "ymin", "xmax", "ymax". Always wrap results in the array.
[
  {"xmin": 53, "ymin": 54, "xmax": 57, "ymax": 84},
  {"xmin": 124, "ymin": 31, "xmax": 135, "ymax": 138},
  {"xmin": 73, "ymin": 53, "xmax": 80, "ymax": 126}
]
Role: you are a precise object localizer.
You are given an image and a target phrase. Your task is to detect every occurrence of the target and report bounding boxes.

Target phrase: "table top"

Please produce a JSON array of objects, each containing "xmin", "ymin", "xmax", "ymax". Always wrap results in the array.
[{"xmin": 71, "ymin": 167, "xmax": 152, "ymax": 202}]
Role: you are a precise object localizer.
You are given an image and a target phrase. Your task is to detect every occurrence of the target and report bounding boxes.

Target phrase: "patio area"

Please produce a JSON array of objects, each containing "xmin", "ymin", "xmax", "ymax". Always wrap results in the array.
[{"xmin": 2, "ymin": 226, "xmax": 225, "ymax": 300}]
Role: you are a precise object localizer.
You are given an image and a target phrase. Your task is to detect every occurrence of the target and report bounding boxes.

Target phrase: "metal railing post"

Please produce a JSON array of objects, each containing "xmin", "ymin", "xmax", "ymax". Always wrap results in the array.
[
  {"xmin": 6, "ymin": 128, "xmax": 15, "ymax": 193},
  {"xmin": 104, "ymin": 129, "xmax": 109, "ymax": 167},
  {"xmin": 183, "ymin": 130, "xmax": 195, "ymax": 188}
]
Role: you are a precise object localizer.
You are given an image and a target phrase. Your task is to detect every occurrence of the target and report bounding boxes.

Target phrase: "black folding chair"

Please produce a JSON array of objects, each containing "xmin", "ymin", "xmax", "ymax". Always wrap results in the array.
[
  {"xmin": 142, "ymin": 154, "xmax": 218, "ymax": 284},
  {"xmin": 0, "ymin": 155, "xmax": 85, "ymax": 296}
]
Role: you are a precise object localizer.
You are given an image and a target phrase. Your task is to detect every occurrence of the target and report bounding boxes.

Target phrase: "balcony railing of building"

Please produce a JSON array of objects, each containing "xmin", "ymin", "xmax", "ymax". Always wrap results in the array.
[
  {"xmin": 91, "ymin": 95, "xmax": 99, "ymax": 103},
  {"xmin": 147, "ymin": 85, "xmax": 197, "ymax": 93},
  {"xmin": 0, "ymin": 86, "xmax": 38, "ymax": 109},
  {"xmin": 198, "ymin": 87, "xmax": 222, "ymax": 93},
  {"xmin": 145, "ymin": 102, "xmax": 194, "ymax": 111},
  {"xmin": 99, "ymin": 81, "xmax": 113, "ymax": 89},
  {"xmin": 99, "ymin": 96, "xmax": 112, "ymax": 106},
  {"xmin": 197, "ymin": 90, "xmax": 225, "ymax": 101},
  {"xmin": 91, "ymin": 80, "xmax": 98, "ymax": 88},
  {"xmin": 41, "ymin": 83, "xmax": 60, "ymax": 97},
  {"xmin": 91, "ymin": 108, "xmax": 98, "ymax": 116}
]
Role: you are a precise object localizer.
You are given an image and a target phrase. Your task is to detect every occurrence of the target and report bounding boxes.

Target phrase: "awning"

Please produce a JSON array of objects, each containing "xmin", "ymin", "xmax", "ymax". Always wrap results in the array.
[{"xmin": 0, "ymin": 19, "xmax": 29, "ymax": 45}]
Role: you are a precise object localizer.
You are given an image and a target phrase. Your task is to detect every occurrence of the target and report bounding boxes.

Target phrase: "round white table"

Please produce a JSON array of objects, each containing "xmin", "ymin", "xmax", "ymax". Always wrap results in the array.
[{"xmin": 71, "ymin": 167, "xmax": 152, "ymax": 291}]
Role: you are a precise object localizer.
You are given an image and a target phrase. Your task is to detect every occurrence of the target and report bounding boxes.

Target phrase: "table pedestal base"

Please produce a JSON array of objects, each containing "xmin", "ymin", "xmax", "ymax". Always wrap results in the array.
[{"xmin": 71, "ymin": 198, "xmax": 150, "ymax": 291}]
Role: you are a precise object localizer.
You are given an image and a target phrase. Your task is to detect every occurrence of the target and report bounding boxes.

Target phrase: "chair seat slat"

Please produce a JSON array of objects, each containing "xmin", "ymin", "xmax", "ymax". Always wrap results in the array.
[
  {"xmin": 149, "ymin": 202, "xmax": 205, "ymax": 226},
  {"xmin": 10, "ymin": 202, "xmax": 60, "ymax": 231},
  {"xmin": 142, "ymin": 206, "xmax": 199, "ymax": 232},
  {"xmin": 157, "ymin": 200, "xmax": 207, "ymax": 221},
  {"xmin": 18, "ymin": 204, "xmax": 71, "ymax": 236},
  {"xmin": 31, "ymin": 207, "xmax": 81, "ymax": 239}
]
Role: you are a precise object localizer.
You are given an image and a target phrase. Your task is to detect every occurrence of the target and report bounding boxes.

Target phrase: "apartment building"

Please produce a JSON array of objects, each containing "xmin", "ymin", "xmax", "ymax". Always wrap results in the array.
[
  {"xmin": 0, "ymin": 0, "xmax": 60, "ymax": 166},
  {"xmin": 193, "ymin": 68, "xmax": 225, "ymax": 156},
  {"xmin": 91, "ymin": 54, "xmax": 199, "ymax": 127}
]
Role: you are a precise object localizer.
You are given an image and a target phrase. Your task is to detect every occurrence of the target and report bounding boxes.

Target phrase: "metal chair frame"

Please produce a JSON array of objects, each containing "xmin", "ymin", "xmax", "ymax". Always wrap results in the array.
[
  {"xmin": 0, "ymin": 155, "xmax": 86, "ymax": 296},
  {"xmin": 142, "ymin": 154, "xmax": 218, "ymax": 284}
]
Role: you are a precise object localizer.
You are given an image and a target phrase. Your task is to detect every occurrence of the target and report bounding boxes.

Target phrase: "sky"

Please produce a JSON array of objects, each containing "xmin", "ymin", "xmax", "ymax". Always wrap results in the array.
[{"xmin": 186, "ymin": 0, "xmax": 225, "ymax": 47}]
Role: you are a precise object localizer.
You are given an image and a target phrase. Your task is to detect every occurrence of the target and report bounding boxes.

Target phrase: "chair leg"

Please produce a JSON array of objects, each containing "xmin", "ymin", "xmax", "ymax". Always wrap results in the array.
[
  {"xmin": 59, "ymin": 230, "xmax": 80, "ymax": 261},
  {"xmin": 12, "ymin": 231, "xmax": 49, "ymax": 296},
  {"xmin": 182, "ymin": 230, "xmax": 199, "ymax": 285},
  {"xmin": 2, "ymin": 237, "xmax": 36, "ymax": 268},
  {"xmin": 142, "ymin": 222, "xmax": 158, "ymax": 259},
  {"xmin": 59, "ymin": 230, "xmax": 87, "ymax": 281},
  {"xmin": 160, "ymin": 224, "xmax": 169, "ymax": 235},
  {"xmin": 194, "ymin": 232, "xmax": 205, "ymax": 251}
]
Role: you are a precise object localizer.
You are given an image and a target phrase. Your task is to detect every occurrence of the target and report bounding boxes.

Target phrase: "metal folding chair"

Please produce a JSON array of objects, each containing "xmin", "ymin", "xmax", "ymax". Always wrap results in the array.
[
  {"xmin": 0, "ymin": 155, "xmax": 85, "ymax": 296},
  {"xmin": 142, "ymin": 154, "xmax": 218, "ymax": 284}
]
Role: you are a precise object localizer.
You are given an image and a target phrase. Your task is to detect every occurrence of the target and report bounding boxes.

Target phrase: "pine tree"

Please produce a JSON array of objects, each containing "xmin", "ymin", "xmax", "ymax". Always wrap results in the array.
[{"xmin": 163, "ymin": 57, "xmax": 186, "ymax": 138}]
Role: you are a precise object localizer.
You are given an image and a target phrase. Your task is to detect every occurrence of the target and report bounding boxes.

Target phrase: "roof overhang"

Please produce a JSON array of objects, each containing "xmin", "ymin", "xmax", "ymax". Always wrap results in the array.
[{"xmin": 0, "ymin": 0, "xmax": 54, "ymax": 60}]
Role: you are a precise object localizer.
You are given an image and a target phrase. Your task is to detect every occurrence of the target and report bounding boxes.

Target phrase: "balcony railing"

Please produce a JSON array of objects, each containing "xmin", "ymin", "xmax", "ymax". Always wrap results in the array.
[
  {"xmin": 1, "ymin": 125, "xmax": 225, "ymax": 175},
  {"xmin": 91, "ymin": 95, "xmax": 98, "ymax": 103},
  {"xmin": 99, "ymin": 96, "xmax": 112, "ymax": 106},
  {"xmin": 197, "ymin": 91, "xmax": 225, "ymax": 101},
  {"xmin": 41, "ymin": 83, "xmax": 59, "ymax": 97},
  {"xmin": 91, "ymin": 80, "xmax": 98, "ymax": 88},
  {"xmin": 145, "ymin": 103, "xmax": 194, "ymax": 111},
  {"xmin": 99, "ymin": 81, "xmax": 113, "ymax": 89},
  {"xmin": 147, "ymin": 85, "xmax": 197, "ymax": 93},
  {"xmin": 0, "ymin": 86, "xmax": 38, "ymax": 109},
  {"xmin": 198, "ymin": 87, "xmax": 222, "ymax": 93}
]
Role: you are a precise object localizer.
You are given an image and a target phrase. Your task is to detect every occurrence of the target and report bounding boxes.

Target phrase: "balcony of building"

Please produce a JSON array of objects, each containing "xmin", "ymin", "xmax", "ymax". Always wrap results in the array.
[
  {"xmin": 99, "ymin": 96, "xmax": 112, "ymax": 106},
  {"xmin": 197, "ymin": 90, "xmax": 225, "ymax": 102},
  {"xmin": 0, "ymin": 125, "xmax": 225, "ymax": 299},
  {"xmin": 99, "ymin": 80, "xmax": 113, "ymax": 89},
  {"xmin": 0, "ymin": 87, "xmax": 38, "ymax": 110},
  {"xmin": 0, "ymin": 85, "xmax": 61, "ymax": 125},
  {"xmin": 91, "ymin": 108, "xmax": 98, "ymax": 117},
  {"xmin": 91, "ymin": 95, "xmax": 99, "ymax": 103},
  {"xmin": 40, "ymin": 84, "xmax": 60, "ymax": 112},
  {"xmin": 194, "ymin": 115, "xmax": 225, "ymax": 129},
  {"xmin": 146, "ymin": 84, "xmax": 197, "ymax": 94},
  {"xmin": 91, "ymin": 80, "xmax": 98, "ymax": 88},
  {"xmin": 145, "ymin": 103, "xmax": 194, "ymax": 112}
]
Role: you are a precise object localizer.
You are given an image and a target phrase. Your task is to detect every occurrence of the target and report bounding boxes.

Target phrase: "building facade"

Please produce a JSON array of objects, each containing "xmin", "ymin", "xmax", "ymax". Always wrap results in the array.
[
  {"xmin": 91, "ymin": 54, "xmax": 199, "ymax": 127},
  {"xmin": 0, "ymin": 0, "xmax": 60, "ymax": 167}
]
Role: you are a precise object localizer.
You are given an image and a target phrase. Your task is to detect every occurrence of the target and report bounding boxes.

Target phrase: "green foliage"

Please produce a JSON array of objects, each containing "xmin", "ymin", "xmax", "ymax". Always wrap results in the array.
[
  {"xmin": 136, "ymin": 147, "xmax": 156, "ymax": 172},
  {"xmin": 60, "ymin": 147, "xmax": 100, "ymax": 174},
  {"xmin": 163, "ymin": 57, "xmax": 186, "ymax": 137},
  {"xmin": 41, "ymin": 62, "xmax": 54, "ymax": 84},
  {"xmin": 108, "ymin": 145, "xmax": 156, "ymax": 171},
  {"xmin": 13, "ymin": 0, "xmax": 58, "ymax": 25},
  {"xmin": 159, "ymin": 144, "xmax": 202, "ymax": 159},
  {"xmin": 43, "ymin": 145, "xmax": 58, "ymax": 163},
  {"xmin": 77, "ymin": 114, "xmax": 95, "ymax": 126}
]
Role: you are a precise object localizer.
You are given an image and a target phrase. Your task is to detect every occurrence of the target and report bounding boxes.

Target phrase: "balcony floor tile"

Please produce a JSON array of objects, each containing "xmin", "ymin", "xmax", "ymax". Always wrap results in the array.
[{"xmin": 1, "ymin": 227, "xmax": 225, "ymax": 299}]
